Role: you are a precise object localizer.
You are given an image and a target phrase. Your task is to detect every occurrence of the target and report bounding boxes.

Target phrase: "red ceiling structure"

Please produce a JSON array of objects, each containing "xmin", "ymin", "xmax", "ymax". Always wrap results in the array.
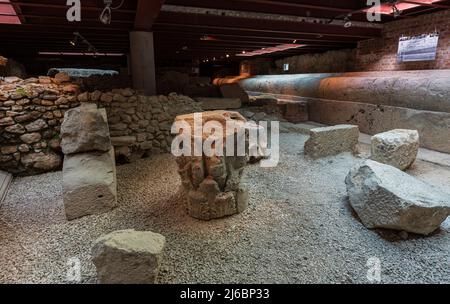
[{"xmin": 0, "ymin": 0, "xmax": 448, "ymax": 61}]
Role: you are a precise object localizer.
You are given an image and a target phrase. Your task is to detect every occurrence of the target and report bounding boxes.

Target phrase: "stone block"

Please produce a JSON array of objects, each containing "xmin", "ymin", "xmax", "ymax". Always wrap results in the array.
[
  {"xmin": 304, "ymin": 124, "xmax": 359, "ymax": 159},
  {"xmin": 196, "ymin": 97, "xmax": 241, "ymax": 110},
  {"xmin": 110, "ymin": 136, "xmax": 137, "ymax": 147},
  {"xmin": 63, "ymin": 148, "xmax": 117, "ymax": 220},
  {"xmin": 61, "ymin": 103, "xmax": 111, "ymax": 154},
  {"xmin": 371, "ymin": 129, "xmax": 419, "ymax": 170},
  {"xmin": 219, "ymin": 83, "xmax": 250, "ymax": 104},
  {"xmin": 92, "ymin": 229, "xmax": 166, "ymax": 284},
  {"xmin": 346, "ymin": 160, "xmax": 450, "ymax": 235}
]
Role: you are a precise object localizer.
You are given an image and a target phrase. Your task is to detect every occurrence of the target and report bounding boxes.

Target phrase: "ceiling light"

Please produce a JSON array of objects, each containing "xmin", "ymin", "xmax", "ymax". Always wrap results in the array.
[
  {"xmin": 69, "ymin": 32, "xmax": 81, "ymax": 46},
  {"xmin": 226, "ymin": 54, "xmax": 230, "ymax": 58}
]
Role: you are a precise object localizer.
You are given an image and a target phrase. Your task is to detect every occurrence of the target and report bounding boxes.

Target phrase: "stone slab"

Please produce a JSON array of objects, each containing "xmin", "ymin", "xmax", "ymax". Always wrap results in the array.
[
  {"xmin": 196, "ymin": 97, "xmax": 242, "ymax": 110},
  {"xmin": 63, "ymin": 148, "xmax": 117, "ymax": 220}
]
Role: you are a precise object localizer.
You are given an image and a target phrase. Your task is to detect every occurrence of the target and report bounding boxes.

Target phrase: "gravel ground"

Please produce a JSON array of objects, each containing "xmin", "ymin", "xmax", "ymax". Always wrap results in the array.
[{"xmin": 1, "ymin": 132, "xmax": 449, "ymax": 284}]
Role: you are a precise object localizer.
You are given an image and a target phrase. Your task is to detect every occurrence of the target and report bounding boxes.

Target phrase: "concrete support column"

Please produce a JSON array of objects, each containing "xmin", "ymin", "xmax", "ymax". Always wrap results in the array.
[{"xmin": 129, "ymin": 31, "xmax": 156, "ymax": 96}]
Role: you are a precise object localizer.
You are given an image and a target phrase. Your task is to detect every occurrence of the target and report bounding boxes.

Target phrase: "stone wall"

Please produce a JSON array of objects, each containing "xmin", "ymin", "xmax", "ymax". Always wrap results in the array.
[
  {"xmin": 355, "ymin": 9, "xmax": 450, "ymax": 71},
  {"xmin": 74, "ymin": 74, "xmax": 132, "ymax": 92},
  {"xmin": 239, "ymin": 49, "xmax": 356, "ymax": 76},
  {"xmin": 0, "ymin": 76, "xmax": 202, "ymax": 176}
]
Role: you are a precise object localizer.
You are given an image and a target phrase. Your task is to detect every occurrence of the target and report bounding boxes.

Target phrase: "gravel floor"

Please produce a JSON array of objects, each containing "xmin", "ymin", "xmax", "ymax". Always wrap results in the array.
[{"xmin": 1, "ymin": 133, "xmax": 449, "ymax": 284}]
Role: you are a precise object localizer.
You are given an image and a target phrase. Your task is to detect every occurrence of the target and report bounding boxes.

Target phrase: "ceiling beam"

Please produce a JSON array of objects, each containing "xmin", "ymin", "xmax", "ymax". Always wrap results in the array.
[
  {"xmin": 155, "ymin": 12, "xmax": 381, "ymax": 39},
  {"xmin": 134, "ymin": 0, "xmax": 166, "ymax": 31}
]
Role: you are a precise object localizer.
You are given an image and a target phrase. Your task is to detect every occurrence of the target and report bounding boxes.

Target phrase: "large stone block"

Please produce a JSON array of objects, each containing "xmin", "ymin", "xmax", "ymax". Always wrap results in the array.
[
  {"xmin": 92, "ymin": 229, "xmax": 166, "ymax": 284},
  {"xmin": 304, "ymin": 124, "xmax": 359, "ymax": 159},
  {"xmin": 196, "ymin": 97, "xmax": 242, "ymax": 110},
  {"xmin": 61, "ymin": 103, "xmax": 111, "ymax": 155},
  {"xmin": 308, "ymin": 98, "xmax": 450, "ymax": 154},
  {"xmin": 63, "ymin": 148, "xmax": 117, "ymax": 220},
  {"xmin": 346, "ymin": 160, "xmax": 450, "ymax": 235},
  {"xmin": 219, "ymin": 83, "xmax": 249, "ymax": 104},
  {"xmin": 371, "ymin": 129, "xmax": 419, "ymax": 170}
]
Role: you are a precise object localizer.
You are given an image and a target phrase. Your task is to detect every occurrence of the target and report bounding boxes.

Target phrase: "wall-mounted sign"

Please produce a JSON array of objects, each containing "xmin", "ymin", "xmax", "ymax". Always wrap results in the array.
[{"xmin": 397, "ymin": 33, "xmax": 439, "ymax": 62}]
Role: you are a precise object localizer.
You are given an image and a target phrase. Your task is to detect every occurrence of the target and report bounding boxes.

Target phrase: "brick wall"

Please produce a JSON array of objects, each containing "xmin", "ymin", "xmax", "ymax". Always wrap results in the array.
[{"xmin": 356, "ymin": 9, "xmax": 450, "ymax": 71}]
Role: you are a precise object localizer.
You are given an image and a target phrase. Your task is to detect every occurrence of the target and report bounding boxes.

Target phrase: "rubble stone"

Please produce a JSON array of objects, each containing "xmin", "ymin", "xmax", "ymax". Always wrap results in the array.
[
  {"xmin": 346, "ymin": 160, "xmax": 450, "ymax": 235},
  {"xmin": 371, "ymin": 129, "xmax": 419, "ymax": 170},
  {"xmin": 61, "ymin": 103, "xmax": 111, "ymax": 154}
]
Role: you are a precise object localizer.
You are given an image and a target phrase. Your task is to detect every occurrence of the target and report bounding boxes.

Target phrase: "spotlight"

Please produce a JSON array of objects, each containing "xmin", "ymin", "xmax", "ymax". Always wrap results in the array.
[
  {"xmin": 242, "ymin": 51, "xmax": 246, "ymax": 54},
  {"xmin": 293, "ymin": 39, "xmax": 297, "ymax": 44},
  {"xmin": 70, "ymin": 32, "xmax": 80, "ymax": 46},
  {"xmin": 226, "ymin": 54, "xmax": 230, "ymax": 58}
]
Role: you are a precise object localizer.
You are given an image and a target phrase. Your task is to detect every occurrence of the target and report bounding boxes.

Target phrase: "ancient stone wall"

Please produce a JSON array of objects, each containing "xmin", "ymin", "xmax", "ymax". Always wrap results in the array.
[
  {"xmin": 73, "ymin": 74, "xmax": 132, "ymax": 92},
  {"xmin": 0, "ymin": 76, "xmax": 202, "ymax": 176}
]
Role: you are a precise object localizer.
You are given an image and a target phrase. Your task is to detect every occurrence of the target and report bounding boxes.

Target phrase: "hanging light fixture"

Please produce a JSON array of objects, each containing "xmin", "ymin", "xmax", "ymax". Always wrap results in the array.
[
  {"xmin": 99, "ymin": 0, "xmax": 124, "ymax": 25},
  {"xmin": 69, "ymin": 32, "xmax": 79, "ymax": 46}
]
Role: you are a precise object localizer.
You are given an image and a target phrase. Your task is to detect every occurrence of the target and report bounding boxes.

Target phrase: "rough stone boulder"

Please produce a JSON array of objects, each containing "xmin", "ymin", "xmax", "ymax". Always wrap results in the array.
[
  {"xmin": 61, "ymin": 103, "xmax": 111, "ymax": 154},
  {"xmin": 92, "ymin": 229, "xmax": 166, "ymax": 284},
  {"xmin": 63, "ymin": 148, "xmax": 117, "ymax": 220},
  {"xmin": 304, "ymin": 124, "xmax": 359, "ymax": 159},
  {"xmin": 219, "ymin": 83, "xmax": 249, "ymax": 104},
  {"xmin": 196, "ymin": 97, "xmax": 242, "ymax": 110},
  {"xmin": 346, "ymin": 160, "xmax": 450, "ymax": 235},
  {"xmin": 371, "ymin": 129, "xmax": 419, "ymax": 170}
]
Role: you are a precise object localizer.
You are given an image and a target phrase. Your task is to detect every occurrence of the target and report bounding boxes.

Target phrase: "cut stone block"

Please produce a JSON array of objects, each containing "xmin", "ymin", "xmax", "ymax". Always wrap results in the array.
[
  {"xmin": 110, "ymin": 136, "xmax": 137, "ymax": 147},
  {"xmin": 61, "ymin": 103, "xmax": 111, "ymax": 155},
  {"xmin": 371, "ymin": 129, "xmax": 419, "ymax": 170},
  {"xmin": 196, "ymin": 97, "xmax": 242, "ymax": 110},
  {"xmin": 346, "ymin": 160, "xmax": 450, "ymax": 235},
  {"xmin": 219, "ymin": 83, "xmax": 249, "ymax": 104},
  {"xmin": 278, "ymin": 100, "xmax": 309, "ymax": 123},
  {"xmin": 63, "ymin": 148, "xmax": 117, "ymax": 220},
  {"xmin": 304, "ymin": 124, "xmax": 359, "ymax": 159},
  {"xmin": 92, "ymin": 229, "xmax": 166, "ymax": 284}
]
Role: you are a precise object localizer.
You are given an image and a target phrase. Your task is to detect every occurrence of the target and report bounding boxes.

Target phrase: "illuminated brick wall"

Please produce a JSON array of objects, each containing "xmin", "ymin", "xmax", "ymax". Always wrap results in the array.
[{"xmin": 355, "ymin": 9, "xmax": 450, "ymax": 71}]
